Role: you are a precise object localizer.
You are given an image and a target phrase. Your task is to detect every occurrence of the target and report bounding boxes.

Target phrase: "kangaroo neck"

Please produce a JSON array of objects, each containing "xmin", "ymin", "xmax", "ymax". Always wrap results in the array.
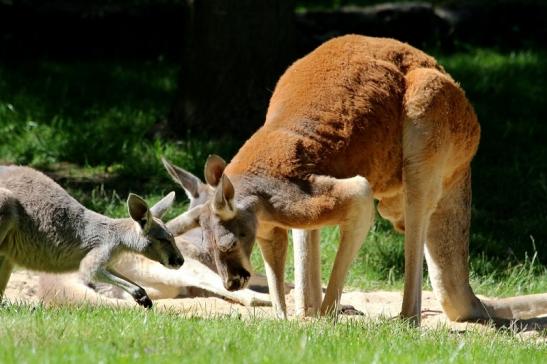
[{"xmin": 223, "ymin": 173, "xmax": 260, "ymax": 213}]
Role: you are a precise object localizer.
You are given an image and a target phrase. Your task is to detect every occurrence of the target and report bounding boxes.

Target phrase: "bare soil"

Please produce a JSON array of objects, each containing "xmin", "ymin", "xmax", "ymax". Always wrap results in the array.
[{"xmin": 4, "ymin": 270, "xmax": 545, "ymax": 342}]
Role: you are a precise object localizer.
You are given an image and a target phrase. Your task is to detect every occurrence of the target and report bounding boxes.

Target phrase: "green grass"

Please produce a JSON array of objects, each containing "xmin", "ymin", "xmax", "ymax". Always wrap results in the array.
[
  {"xmin": 0, "ymin": 305, "xmax": 545, "ymax": 364},
  {"xmin": 0, "ymin": 59, "xmax": 239, "ymax": 192}
]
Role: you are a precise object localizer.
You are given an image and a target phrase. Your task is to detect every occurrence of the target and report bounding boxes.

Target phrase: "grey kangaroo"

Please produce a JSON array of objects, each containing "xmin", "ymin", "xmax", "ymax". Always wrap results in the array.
[{"xmin": 0, "ymin": 165, "xmax": 184, "ymax": 308}]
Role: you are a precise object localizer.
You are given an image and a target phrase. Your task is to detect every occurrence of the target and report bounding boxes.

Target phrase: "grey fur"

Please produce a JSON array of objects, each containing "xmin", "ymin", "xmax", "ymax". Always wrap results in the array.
[{"xmin": 0, "ymin": 165, "xmax": 183, "ymax": 308}]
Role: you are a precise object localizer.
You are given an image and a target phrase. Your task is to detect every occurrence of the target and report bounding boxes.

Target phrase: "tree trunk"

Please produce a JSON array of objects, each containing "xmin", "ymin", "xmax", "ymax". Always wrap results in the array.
[{"xmin": 169, "ymin": 0, "xmax": 295, "ymax": 139}]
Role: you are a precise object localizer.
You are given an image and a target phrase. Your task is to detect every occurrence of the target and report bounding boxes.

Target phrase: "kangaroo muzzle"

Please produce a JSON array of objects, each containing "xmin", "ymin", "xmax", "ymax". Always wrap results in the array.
[{"xmin": 167, "ymin": 255, "xmax": 184, "ymax": 269}]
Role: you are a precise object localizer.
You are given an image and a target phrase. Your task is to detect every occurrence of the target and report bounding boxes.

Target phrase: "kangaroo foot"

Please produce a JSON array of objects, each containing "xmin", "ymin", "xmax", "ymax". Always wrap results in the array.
[
  {"xmin": 338, "ymin": 304, "xmax": 364, "ymax": 316},
  {"xmin": 134, "ymin": 290, "xmax": 153, "ymax": 309}
]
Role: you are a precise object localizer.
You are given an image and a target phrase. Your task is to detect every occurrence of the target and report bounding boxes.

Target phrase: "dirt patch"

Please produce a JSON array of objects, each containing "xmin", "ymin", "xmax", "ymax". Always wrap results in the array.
[
  {"xmin": 4, "ymin": 270, "xmax": 546, "ymax": 342},
  {"xmin": 4, "ymin": 270, "xmax": 40, "ymax": 304}
]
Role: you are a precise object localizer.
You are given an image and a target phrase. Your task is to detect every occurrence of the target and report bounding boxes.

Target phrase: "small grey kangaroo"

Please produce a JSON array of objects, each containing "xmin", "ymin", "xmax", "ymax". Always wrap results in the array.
[
  {"xmin": 0, "ymin": 165, "xmax": 184, "ymax": 308},
  {"xmin": 38, "ymin": 158, "xmax": 275, "ymax": 308}
]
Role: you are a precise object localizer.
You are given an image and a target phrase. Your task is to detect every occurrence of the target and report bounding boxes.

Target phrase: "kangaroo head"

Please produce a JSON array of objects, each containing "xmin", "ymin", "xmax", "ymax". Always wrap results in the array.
[
  {"xmin": 197, "ymin": 155, "xmax": 257, "ymax": 291},
  {"xmin": 161, "ymin": 156, "xmax": 257, "ymax": 290},
  {"xmin": 162, "ymin": 157, "xmax": 256, "ymax": 289},
  {"xmin": 162, "ymin": 158, "xmax": 214, "ymax": 267},
  {"xmin": 127, "ymin": 192, "xmax": 184, "ymax": 269}
]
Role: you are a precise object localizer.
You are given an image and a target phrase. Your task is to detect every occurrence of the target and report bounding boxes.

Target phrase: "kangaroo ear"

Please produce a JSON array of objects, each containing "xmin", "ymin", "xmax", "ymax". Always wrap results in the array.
[
  {"xmin": 162, "ymin": 157, "xmax": 203, "ymax": 201},
  {"xmin": 204, "ymin": 154, "xmax": 226, "ymax": 187},
  {"xmin": 127, "ymin": 193, "xmax": 152, "ymax": 229},
  {"xmin": 212, "ymin": 174, "xmax": 236, "ymax": 220},
  {"xmin": 150, "ymin": 191, "xmax": 175, "ymax": 219}
]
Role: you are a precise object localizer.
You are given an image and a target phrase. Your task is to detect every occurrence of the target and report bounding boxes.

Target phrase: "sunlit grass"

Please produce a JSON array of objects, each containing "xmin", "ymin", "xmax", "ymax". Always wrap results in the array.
[{"xmin": 0, "ymin": 304, "xmax": 545, "ymax": 364}]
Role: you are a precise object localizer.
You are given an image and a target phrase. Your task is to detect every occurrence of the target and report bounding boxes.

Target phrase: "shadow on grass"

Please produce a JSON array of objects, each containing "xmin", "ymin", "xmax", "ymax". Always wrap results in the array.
[
  {"xmin": 0, "ymin": 59, "xmax": 177, "ymax": 167},
  {"xmin": 439, "ymin": 49, "xmax": 547, "ymax": 263},
  {"xmin": 0, "ymin": 59, "xmax": 240, "ymax": 193}
]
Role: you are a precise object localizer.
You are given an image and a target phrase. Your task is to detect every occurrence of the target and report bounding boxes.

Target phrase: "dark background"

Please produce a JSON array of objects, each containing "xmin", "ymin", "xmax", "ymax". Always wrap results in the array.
[{"xmin": 2, "ymin": 0, "xmax": 546, "ymax": 137}]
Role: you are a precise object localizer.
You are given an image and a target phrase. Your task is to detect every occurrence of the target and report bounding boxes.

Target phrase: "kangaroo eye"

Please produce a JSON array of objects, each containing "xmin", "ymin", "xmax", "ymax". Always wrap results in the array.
[{"xmin": 239, "ymin": 232, "xmax": 246, "ymax": 239}]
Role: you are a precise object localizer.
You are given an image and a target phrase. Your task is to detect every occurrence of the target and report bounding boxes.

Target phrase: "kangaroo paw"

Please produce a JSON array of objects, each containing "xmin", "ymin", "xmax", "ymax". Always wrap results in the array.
[
  {"xmin": 134, "ymin": 289, "xmax": 153, "ymax": 309},
  {"xmin": 248, "ymin": 296, "xmax": 272, "ymax": 307},
  {"xmin": 338, "ymin": 304, "xmax": 364, "ymax": 316}
]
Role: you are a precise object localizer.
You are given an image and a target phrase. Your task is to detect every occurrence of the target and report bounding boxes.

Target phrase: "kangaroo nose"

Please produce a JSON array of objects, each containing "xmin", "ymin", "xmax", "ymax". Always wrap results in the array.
[{"xmin": 168, "ymin": 255, "xmax": 184, "ymax": 269}]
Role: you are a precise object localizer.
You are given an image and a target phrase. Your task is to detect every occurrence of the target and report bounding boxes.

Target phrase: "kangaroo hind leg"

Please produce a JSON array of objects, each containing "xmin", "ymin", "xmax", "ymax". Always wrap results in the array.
[
  {"xmin": 404, "ymin": 67, "xmax": 482, "ymax": 324},
  {"xmin": 400, "ymin": 149, "xmax": 444, "ymax": 325},
  {"xmin": 401, "ymin": 71, "xmax": 459, "ymax": 324},
  {"xmin": 427, "ymin": 171, "xmax": 547, "ymax": 322},
  {"xmin": 424, "ymin": 168, "xmax": 486, "ymax": 321}
]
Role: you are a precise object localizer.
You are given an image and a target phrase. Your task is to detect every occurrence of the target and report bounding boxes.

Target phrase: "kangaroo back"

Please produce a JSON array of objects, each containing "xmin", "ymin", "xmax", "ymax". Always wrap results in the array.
[{"xmin": 226, "ymin": 35, "xmax": 448, "ymax": 196}]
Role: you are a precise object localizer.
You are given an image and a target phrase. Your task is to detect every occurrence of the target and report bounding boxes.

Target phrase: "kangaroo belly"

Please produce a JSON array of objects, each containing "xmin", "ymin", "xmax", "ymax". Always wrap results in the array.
[{"xmin": 3, "ymin": 231, "xmax": 85, "ymax": 272}]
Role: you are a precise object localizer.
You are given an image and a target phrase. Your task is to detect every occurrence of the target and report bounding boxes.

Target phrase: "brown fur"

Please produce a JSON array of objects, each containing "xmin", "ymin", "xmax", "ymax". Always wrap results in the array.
[{"xmin": 228, "ymin": 35, "xmax": 477, "ymax": 203}]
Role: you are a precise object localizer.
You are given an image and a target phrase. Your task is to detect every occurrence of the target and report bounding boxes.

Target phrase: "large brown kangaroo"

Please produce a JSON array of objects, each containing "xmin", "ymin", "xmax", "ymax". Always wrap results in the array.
[{"xmin": 174, "ymin": 35, "xmax": 547, "ymax": 325}]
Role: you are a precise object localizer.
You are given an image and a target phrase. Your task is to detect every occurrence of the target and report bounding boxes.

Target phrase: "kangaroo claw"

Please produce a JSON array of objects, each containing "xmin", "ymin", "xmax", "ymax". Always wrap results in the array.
[{"xmin": 135, "ymin": 294, "xmax": 153, "ymax": 309}]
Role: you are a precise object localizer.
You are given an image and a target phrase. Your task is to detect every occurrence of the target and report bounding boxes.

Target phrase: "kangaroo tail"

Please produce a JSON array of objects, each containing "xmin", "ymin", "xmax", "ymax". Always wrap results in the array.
[{"xmin": 479, "ymin": 293, "xmax": 547, "ymax": 320}]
